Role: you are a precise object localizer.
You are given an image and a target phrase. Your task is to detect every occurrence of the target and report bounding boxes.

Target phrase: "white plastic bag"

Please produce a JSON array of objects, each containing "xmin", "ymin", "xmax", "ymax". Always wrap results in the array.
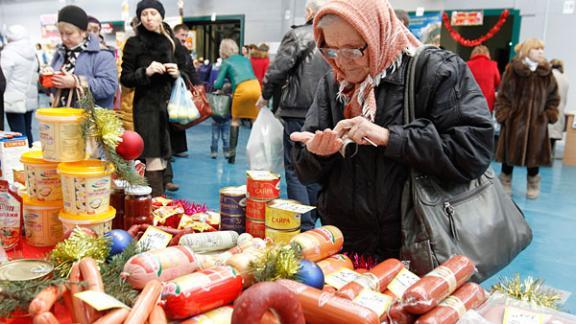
[
  {"xmin": 246, "ymin": 108, "xmax": 284, "ymax": 173},
  {"xmin": 167, "ymin": 76, "xmax": 200, "ymax": 124}
]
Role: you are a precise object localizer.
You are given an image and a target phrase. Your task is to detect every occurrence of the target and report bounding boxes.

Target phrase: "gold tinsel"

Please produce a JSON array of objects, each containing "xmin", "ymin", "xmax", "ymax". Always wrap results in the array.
[
  {"xmin": 49, "ymin": 227, "xmax": 110, "ymax": 278},
  {"xmin": 491, "ymin": 274, "xmax": 563, "ymax": 309},
  {"xmin": 250, "ymin": 244, "xmax": 301, "ymax": 283}
]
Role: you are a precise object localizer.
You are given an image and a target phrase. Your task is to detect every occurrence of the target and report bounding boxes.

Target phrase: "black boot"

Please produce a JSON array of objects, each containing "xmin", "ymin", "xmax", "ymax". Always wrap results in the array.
[
  {"xmin": 228, "ymin": 125, "xmax": 239, "ymax": 164},
  {"xmin": 145, "ymin": 171, "xmax": 164, "ymax": 197}
]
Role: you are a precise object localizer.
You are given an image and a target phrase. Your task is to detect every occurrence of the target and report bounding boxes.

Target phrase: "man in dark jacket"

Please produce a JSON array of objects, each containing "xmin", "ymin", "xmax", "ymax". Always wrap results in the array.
[{"xmin": 256, "ymin": 0, "xmax": 330, "ymax": 231}]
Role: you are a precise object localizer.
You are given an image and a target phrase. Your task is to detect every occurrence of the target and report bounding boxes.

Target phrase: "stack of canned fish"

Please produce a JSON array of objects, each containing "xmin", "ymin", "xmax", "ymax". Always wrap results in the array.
[{"xmin": 245, "ymin": 171, "xmax": 281, "ymax": 238}]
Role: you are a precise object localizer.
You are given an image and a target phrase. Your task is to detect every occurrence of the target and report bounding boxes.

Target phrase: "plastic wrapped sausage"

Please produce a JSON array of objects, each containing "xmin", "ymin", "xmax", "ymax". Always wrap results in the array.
[
  {"xmin": 317, "ymin": 254, "xmax": 354, "ymax": 277},
  {"xmin": 403, "ymin": 256, "xmax": 475, "ymax": 315},
  {"xmin": 387, "ymin": 302, "xmax": 417, "ymax": 324},
  {"xmin": 121, "ymin": 246, "xmax": 206, "ymax": 289},
  {"xmin": 276, "ymin": 279, "xmax": 380, "ymax": 324},
  {"xmin": 290, "ymin": 226, "xmax": 344, "ymax": 262},
  {"xmin": 337, "ymin": 258, "xmax": 404, "ymax": 300},
  {"xmin": 415, "ymin": 283, "xmax": 487, "ymax": 324}
]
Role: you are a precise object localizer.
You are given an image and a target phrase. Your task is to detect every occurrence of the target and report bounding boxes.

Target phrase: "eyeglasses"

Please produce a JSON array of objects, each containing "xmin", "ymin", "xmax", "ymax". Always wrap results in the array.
[{"xmin": 319, "ymin": 44, "xmax": 368, "ymax": 59}]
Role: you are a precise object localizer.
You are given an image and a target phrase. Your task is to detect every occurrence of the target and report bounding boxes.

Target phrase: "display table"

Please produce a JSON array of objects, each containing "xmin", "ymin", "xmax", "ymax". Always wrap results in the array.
[{"xmin": 564, "ymin": 113, "xmax": 576, "ymax": 166}]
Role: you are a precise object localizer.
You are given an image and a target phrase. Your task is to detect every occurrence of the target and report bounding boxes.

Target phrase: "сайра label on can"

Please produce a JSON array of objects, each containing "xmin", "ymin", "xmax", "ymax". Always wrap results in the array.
[{"xmin": 246, "ymin": 171, "xmax": 280, "ymax": 200}]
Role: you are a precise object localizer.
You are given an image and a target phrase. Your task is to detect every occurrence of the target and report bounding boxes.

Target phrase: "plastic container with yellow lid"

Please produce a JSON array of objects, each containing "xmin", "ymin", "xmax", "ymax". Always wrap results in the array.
[
  {"xmin": 36, "ymin": 108, "xmax": 86, "ymax": 162},
  {"xmin": 20, "ymin": 150, "xmax": 62, "ymax": 201},
  {"xmin": 58, "ymin": 160, "xmax": 115, "ymax": 215},
  {"xmin": 22, "ymin": 195, "xmax": 63, "ymax": 247},
  {"xmin": 59, "ymin": 207, "xmax": 116, "ymax": 236}
]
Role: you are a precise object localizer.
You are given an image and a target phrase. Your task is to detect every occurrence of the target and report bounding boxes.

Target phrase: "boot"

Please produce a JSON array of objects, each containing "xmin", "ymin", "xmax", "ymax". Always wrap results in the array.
[
  {"xmin": 527, "ymin": 175, "xmax": 541, "ymax": 199},
  {"xmin": 145, "ymin": 171, "xmax": 164, "ymax": 197},
  {"xmin": 499, "ymin": 173, "xmax": 512, "ymax": 195},
  {"xmin": 228, "ymin": 125, "xmax": 239, "ymax": 164}
]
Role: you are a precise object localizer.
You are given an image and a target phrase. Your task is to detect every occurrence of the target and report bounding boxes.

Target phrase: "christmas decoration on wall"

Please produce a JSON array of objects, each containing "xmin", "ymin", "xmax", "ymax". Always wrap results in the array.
[{"xmin": 442, "ymin": 9, "xmax": 510, "ymax": 47}]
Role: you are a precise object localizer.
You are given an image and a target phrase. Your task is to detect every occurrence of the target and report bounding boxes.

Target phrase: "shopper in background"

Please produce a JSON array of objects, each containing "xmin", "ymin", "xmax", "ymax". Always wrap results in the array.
[
  {"xmin": 35, "ymin": 43, "xmax": 49, "ymax": 66},
  {"xmin": 0, "ymin": 54, "xmax": 6, "ymax": 131},
  {"xmin": 1, "ymin": 25, "xmax": 38, "ymax": 145},
  {"xmin": 121, "ymin": 0, "xmax": 193, "ymax": 196},
  {"xmin": 213, "ymin": 39, "xmax": 261, "ymax": 164},
  {"xmin": 51, "ymin": 5, "xmax": 118, "ymax": 108},
  {"xmin": 467, "ymin": 45, "xmax": 501, "ymax": 113},
  {"xmin": 210, "ymin": 83, "xmax": 232, "ymax": 159},
  {"xmin": 549, "ymin": 59, "xmax": 570, "ymax": 156},
  {"xmin": 495, "ymin": 38, "xmax": 559, "ymax": 199},
  {"xmin": 291, "ymin": 0, "xmax": 493, "ymax": 260},
  {"xmin": 250, "ymin": 43, "xmax": 270, "ymax": 87},
  {"xmin": 117, "ymin": 16, "xmax": 140, "ymax": 131},
  {"xmin": 256, "ymin": 0, "xmax": 330, "ymax": 231}
]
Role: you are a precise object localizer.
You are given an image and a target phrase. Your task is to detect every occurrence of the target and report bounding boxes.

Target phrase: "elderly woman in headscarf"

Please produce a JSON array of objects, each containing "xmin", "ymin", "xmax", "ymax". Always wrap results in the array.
[{"xmin": 291, "ymin": 0, "xmax": 493, "ymax": 262}]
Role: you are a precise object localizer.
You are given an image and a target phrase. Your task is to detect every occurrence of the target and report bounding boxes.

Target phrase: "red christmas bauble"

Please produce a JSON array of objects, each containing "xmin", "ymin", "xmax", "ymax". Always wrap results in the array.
[{"xmin": 116, "ymin": 131, "xmax": 144, "ymax": 160}]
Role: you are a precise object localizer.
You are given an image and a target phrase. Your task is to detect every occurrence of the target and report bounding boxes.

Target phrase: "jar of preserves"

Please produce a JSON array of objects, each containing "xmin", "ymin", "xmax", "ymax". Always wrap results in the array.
[
  {"xmin": 110, "ymin": 180, "xmax": 126, "ymax": 230},
  {"xmin": 124, "ymin": 186, "xmax": 152, "ymax": 229}
]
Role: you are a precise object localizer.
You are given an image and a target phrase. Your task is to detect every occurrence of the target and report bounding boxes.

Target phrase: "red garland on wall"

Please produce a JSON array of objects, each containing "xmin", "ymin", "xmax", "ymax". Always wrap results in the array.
[{"xmin": 442, "ymin": 9, "xmax": 510, "ymax": 47}]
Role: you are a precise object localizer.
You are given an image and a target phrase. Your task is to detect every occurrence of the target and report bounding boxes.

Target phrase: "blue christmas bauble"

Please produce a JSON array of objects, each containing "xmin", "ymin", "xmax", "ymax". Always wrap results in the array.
[
  {"xmin": 297, "ymin": 259, "xmax": 325, "ymax": 289},
  {"xmin": 105, "ymin": 229, "xmax": 134, "ymax": 256}
]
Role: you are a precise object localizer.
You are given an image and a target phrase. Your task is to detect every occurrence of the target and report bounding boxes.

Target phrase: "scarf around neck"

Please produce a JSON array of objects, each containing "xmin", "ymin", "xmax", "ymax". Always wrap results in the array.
[{"xmin": 313, "ymin": 0, "xmax": 422, "ymax": 122}]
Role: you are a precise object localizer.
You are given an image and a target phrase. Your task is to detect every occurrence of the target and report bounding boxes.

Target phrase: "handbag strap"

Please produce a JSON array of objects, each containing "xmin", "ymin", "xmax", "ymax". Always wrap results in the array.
[{"xmin": 403, "ymin": 45, "xmax": 436, "ymax": 124}]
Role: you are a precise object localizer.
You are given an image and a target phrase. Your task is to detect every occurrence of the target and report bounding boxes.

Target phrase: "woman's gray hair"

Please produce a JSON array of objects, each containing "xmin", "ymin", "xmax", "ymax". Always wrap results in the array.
[
  {"xmin": 316, "ymin": 14, "xmax": 344, "ymax": 30},
  {"xmin": 219, "ymin": 38, "xmax": 239, "ymax": 59}
]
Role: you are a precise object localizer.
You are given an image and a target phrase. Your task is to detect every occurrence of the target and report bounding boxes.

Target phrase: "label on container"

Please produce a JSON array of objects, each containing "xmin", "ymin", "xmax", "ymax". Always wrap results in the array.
[
  {"xmin": 427, "ymin": 265, "xmax": 457, "ymax": 293},
  {"xmin": 163, "ymin": 266, "xmax": 237, "ymax": 296},
  {"xmin": 245, "ymin": 198, "xmax": 267, "ymax": 221},
  {"xmin": 24, "ymin": 165, "xmax": 62, "ymax": 201},
  {"xmin": 179, "ymin": 231, "xmax": 238, "ymax": 252},
  {"xmin": 61, "ymin": 175, "xmax": 111, "ymax": 215},
  {"xmin": 387, "ymin": 268, "xmax": 420, "ymax": 298},
  {"xmin": 74, "ymin": 290, "xmax": 130, "ymax": 311},
  {"xmin": 267, "ymin": 200, "xmax": 316, "ymax": 214},
  {"xmin": 0, "ymin": 180, "xmax": 22, "ymax": 250},
  {"xmin": 39, "ymin": 121, "xmax": 85, "ymax": 162},
  {"xmin": 265, "ymin": 201, "xmax": 302, "ymax": 231},
  {"xmin": 353, "ymin": 289, "xmax": 394, "ymax": 318},
  {"xmin": 245, "ymin": 218, "xmax": 265, "ymax": 238},
  {"xmin": 503, "ymin": 306, "xmax": 547, "ymax": 324},
  {"xmin": 325, "ymin": 268, "xmax": 360, "ymax": 290},
  {"xmin": 439, "ymin": 295, "xmax": 467, "ymax": 318},
  {"xmin": 137, "ymin": 226, "xmax": 172, "ymax": 251},
  {"xmin": 265, "ymin": 227, "xmax": 299, "ymax": 245},
  {"xmin": 23, "ymin": 206, "xmax": 63, "ymax": 247}
]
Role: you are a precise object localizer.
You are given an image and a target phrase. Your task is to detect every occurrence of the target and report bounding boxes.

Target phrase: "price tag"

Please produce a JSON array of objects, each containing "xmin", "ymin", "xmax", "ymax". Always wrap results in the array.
[
  {"xmin": 74, "ymin": 291, "xmax": 130, "ymax": 311},
  {"xmin": 387, "ymin": 268, "xmax": 420, "ymax": 298},
  {"xmin": 503, "ymin": 306, "xmax": 547, "ymax": 324},
  {"xmin": 353, "ymin": 289, "xmax": 394, "ymax": 317},
  {"xmin": 137, "ymin": 226, "xmax": 172, "ymax": 251},
  {"xmin": 325, "ymin": 268, "xmax": 360, "ymax": 290}
]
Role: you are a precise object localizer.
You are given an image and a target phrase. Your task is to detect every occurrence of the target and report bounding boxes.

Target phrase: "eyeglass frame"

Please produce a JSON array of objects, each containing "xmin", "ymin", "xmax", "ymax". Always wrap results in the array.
[{"xmin": 319, "ymin": 43, "xmax": 368, "ymax": 59}]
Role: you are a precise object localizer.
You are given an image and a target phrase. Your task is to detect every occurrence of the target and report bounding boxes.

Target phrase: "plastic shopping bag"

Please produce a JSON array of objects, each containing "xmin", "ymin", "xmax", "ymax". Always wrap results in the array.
[
  {"xmin": 246, "ymin": 108, "xmax": 284, "ymax": 173},
  {"xmin": 168, "ymin": 76, "xmax": 200, "ymax": 124}
]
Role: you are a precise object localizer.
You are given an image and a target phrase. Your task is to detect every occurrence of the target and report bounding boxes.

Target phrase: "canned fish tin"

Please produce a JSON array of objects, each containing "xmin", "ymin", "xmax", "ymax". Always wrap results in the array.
[
  {"xmin": 220, "ymin": 214, "xmax": 245, "ymax": 234},
  {"xmin": 220, "ymin": 186, "xmax": 246, "ymax": 216},
  {"xmin": 265, "ymin": 199, "xmax": 303, "ymax": 231},
  {"xmin": 265, "ymin": 226, "xmax": 300, "ymax": 245},
  {"xmin": 245, "ymin": 197, "xmax": 269, "ymax": 221},
  {"xmin": 246, "ymin": 218, "xmax": 265, "ymax": 238},
  {"xmin": 0, "ymin": 259, "xmax": 54, "ymax": 281},
  {"xmin": 246, "ymin": 171, "xmax": 280, "ymax": 200}
]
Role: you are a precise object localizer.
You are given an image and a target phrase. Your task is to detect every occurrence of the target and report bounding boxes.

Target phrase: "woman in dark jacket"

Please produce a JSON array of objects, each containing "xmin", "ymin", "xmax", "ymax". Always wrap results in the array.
[
  {"xmin": 495, "ymin": 38, "xmax": 559, "ymax": 199},
  {"xmin": 291, "ymin": 0, "xmax": 493, "ymax": 261},
  {"xmin": 121, "ymin": 0, "xmax": 192, "ymax": 196}
]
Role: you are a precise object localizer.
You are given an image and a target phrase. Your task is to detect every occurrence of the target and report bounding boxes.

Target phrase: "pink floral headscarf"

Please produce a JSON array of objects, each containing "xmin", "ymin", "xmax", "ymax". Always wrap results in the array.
[{"xmin": 313, "ymin": 0, "xmax": 422, "ymax": 121}]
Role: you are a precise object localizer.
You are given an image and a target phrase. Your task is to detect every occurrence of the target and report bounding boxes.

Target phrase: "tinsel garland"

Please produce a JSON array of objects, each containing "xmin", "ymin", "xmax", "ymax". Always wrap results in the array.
[
  {"xmin": 251, "ymin": 243, "xmax": 302, "ymax": 283},
  {"xmin": 442, "ymin": 10, "xmax": 510, "ymax": 47},
  {"xmin": 492, "ymin": 274, "xmax": 563, "ymax": 310}
]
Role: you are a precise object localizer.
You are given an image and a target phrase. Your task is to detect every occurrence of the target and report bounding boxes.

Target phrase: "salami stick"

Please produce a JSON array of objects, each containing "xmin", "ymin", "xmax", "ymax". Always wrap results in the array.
[{"xmin": 415, "ymin": 283, "xmax": 487, "ymax": 324}]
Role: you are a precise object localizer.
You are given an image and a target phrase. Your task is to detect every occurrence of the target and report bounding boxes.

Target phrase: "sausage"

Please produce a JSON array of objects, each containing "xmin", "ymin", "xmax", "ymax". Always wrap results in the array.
[
  {"xmin": 180, "ymin": 306, "xmax": 279, "ymax": 324},
  {"xmin": 387, "ymin": 302, "xmax": 417, "ymax": 324},
  {"xmin": 62, "ymin": 290, "xmax": 76, "ymax": 323},
  {"xmin": 317, "ymin": 254, "xmax": 354, "ymax": 277},
  {"xmin": 28, "ymin": 285, "xmax": 67, "ymax": 315},
  {"xmin": 32, "ymin": 312, "xmax": 59, "ymax": 324},
  {"xmin": 124, "ymin": 280, "xmax": 163, "ymax": 324},
  {"xmin": 231, "ymin": 282, "xmax": 305, "ymax": 324},
  {"xmin": 92, "ymin": 308, "xmax": 130, "ymax": 324},
  {"xmin": 385, "ymin": 268, "xmax": 421, "ymax": 300},
  {"xmin": 337, "ymin": 259, "xmax": 404, "ymax": 300},
  {"xmin": 69, "ymin": 262, "xmax": 90, "ymax": 324},
  {"xmin": 225, "ymin": 250, "xmax": 261, "ymax": 287},
  {"xmin": 149, "ymin": 305, "xmax": 168, "ymax": 324},
  {"xmin": 415, "ymin": 283, "xmax": 487, "ymax": 324},
  {"xmin": 276, "ymin": 279, "xmax": 380, "ymax": 324},
  {"xmin": 162, "ymin": 266, "xmax": 243, "ymax": 320},
  {"xmin": 290, "ymin": 226, "xmax": 344, "ymax": 262},
  {"xmin": 79, "ymin": 257, "xmax": 104, "ymax": 322},
  {"xmin": 121, "ymin": 246, "xmax": 203, "ymax": 289}
]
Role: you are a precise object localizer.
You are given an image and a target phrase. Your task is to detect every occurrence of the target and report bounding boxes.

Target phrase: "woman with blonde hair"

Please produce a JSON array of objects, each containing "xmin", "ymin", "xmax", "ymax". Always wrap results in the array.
[
  {"xmin": 213, "ymin": 39, "xmax": 261, "ymax": 163},
  {"xmin": 495, "ymin": 38, "xmax": 560, "ymax": 199}
]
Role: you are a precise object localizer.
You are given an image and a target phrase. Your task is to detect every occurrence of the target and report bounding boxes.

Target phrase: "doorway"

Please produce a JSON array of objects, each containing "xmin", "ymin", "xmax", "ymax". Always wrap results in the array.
[{"xmin": 183, "ymin": 15, "xmax": 245, "ymax": 63}]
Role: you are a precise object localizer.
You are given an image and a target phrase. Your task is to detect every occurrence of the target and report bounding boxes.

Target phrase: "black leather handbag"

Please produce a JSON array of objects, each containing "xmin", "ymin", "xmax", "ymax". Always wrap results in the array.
[{"xmin": 400, "ymin": 46, "xmax": 533, "ymax": 282}]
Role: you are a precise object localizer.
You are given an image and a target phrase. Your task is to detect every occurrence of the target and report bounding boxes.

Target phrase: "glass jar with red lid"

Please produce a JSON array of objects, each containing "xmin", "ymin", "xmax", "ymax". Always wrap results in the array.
[{"xmin": 124, "ymin": 185, "xmax": 152, "ymax": 230}]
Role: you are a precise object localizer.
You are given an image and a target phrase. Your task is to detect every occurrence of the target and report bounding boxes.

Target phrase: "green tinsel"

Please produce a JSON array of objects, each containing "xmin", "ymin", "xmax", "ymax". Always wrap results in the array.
[
  {"xmin": 49, "ymin": 227, "xmax": 110, "ymax": 278},
  {"xmin": 250, "ymin": 244, "xmax": 301, "ymax": 283},
  {"xmin": 492, "ymin": 274, "xmax": 563, "ymax": 310}
]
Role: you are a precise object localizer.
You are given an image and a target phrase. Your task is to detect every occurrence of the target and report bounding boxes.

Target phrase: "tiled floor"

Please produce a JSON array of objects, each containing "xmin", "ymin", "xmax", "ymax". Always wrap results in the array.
[{"xmin": 171, "ymin": 121, "xmax": 576, "ymax": 312}]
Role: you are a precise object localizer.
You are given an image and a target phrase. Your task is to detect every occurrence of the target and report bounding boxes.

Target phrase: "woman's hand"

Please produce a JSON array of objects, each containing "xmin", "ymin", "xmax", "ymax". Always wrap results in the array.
[
  {"xmin": 334, "ymin": 116, "xmax": 389, "ymax": 146},
  {"xmin": 290, "ymin": 129, "xmax": 343, "ymax": 157},
  {"xmin": 164, "ymin": 63, "xmax": 180, "ymax": 79},
  {"xmin": 146, "ymin": 61, "xmax": 166, "ymax": 77},
  {"xmin": 51, "ymin": 72, "xmax": 76, "ymax": 89}
]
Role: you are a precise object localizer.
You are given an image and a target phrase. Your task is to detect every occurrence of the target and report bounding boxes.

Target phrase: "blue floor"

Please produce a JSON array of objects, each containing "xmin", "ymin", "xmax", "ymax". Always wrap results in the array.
[{"xmin": 171, "ymin": 121, "xmax": 576, "ymax": 313}]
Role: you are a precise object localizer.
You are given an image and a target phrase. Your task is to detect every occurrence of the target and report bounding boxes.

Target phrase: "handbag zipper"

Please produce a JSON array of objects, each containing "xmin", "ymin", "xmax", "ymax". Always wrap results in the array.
[{"xmin": 443, "ymin": 201, "xmax": 459, "ymax": 241}]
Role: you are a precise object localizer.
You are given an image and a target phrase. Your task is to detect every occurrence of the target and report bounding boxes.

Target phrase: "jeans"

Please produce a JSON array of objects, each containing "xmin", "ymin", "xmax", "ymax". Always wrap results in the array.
[
  {"xmin": 211, "ymin": 119, "xmax": 231, "ymax": 154},
  {"xmin": 6, "ymin": 111, "xmax": 34, "ymax": 146},
  {"xmin": 283, "ymin": 117, "xmax": 321, "ymax": 231}
]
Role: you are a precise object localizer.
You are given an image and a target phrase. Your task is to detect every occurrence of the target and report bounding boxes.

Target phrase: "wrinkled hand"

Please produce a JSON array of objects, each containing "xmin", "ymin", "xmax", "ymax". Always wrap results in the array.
[
  {"xmin": 334, "ymin": 116, "xmax": 389, "ymax": 146},
  {"xmin": 164, "ymin": 63, "xmax": 180, "ymax": 79},
  {"xmin": 146, "ymin": 61, "xmax": 166, "ymax": 76},
  {"xmin": 290, "ymin": 129, "xmax": 343, "ymax": 157},
  {"xmin": 51, "ymin": 72, "xmax": 76, "ymax": 89},
  {"xmin": 256, "ymin": 96, "xmax": 269, "ymax": 109}
]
